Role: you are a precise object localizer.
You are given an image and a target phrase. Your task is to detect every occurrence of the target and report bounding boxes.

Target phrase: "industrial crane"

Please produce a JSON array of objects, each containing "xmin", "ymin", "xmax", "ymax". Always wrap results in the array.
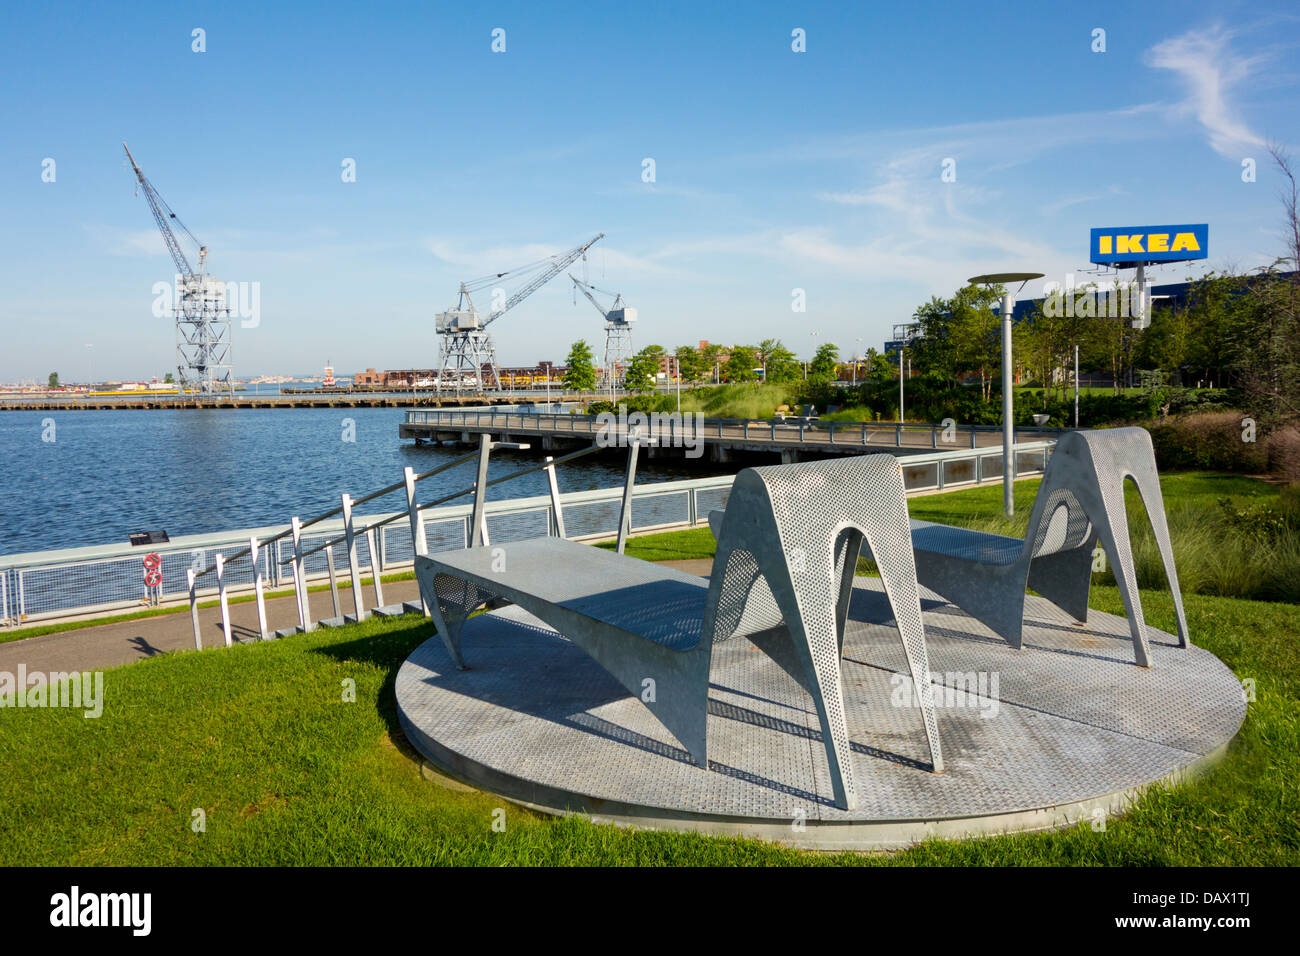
[
  {"xmin": 569, "ymin": 274, "xmax": 637, "ymax": 387},
  {"xmin": 123, "ymin": 143, "xmax": 232, "ymax": 394},
  {"xmin": 435, "ymin": 233, "xmax": 604, "ymax": 392}
]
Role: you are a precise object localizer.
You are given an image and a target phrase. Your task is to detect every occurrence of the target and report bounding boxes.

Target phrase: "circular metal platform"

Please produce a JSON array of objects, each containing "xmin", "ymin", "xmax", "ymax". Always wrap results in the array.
[{"xmin": 396, "ymin": 580, "xmax": 1246, "ymax": 850}]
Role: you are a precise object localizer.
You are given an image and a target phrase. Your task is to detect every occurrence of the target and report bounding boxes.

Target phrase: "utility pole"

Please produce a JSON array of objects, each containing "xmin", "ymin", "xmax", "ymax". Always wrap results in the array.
[
  {"xmin": 898, "ymin": 349, "xmax": 905, "ymax": 423},
  {"xmin": 969, "ymin": 272, "xmax": 1043, "ymax": 519},
  {"xmin": 1074, "ymin": 344, "xmax": 1080, "ymax": 428}
]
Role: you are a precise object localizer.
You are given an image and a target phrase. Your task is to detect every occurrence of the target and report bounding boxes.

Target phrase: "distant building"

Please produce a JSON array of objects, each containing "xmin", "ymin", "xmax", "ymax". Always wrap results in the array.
[{"xmin": 883, "ymin": 322, "xmax": 921, "ymax": 365}]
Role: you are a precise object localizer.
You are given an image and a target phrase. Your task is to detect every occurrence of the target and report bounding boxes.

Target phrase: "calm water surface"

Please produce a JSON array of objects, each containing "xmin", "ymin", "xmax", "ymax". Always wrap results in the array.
[{"xmin": 0, "ymin": 408, "xmax": 730, "ymax": 555}]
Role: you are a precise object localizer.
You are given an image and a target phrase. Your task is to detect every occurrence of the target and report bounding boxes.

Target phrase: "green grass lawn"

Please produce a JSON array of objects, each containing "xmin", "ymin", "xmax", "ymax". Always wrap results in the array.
[
  {"xmin": 1, "ymin": 472, "xmax": 1295, "ymax": 865},
  {"xmin": 903, "ymin": 472, "xmax": 1300, "ymax": 604}
]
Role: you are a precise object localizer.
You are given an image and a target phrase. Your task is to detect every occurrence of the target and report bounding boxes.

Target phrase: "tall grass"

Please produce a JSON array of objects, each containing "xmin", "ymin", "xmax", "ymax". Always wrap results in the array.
[
  {"xmin": 912, "ymin": 475, "xmax": 1300, "ymax": 604},
  {"xmin": 677, "ymin": 383, "xmax": 797, "ymax": 420}
]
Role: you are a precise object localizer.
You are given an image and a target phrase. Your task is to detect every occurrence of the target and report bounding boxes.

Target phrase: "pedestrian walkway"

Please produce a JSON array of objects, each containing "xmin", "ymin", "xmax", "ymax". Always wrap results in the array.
[{"xmin": 0, "ymin": 560, "xmax": 714, "ymax": 675}]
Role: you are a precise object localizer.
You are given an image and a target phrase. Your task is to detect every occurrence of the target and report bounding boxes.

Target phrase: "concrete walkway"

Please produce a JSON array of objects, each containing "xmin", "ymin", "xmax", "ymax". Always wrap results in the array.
[{"xmin": 0, "ymin": 559, "xmax": 714, "ymax": 675}]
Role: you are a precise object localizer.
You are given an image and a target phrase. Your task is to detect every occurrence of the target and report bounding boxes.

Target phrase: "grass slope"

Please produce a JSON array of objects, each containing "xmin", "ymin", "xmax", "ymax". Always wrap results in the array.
[
  {"xmin": 1, "ymin": 570, "xmax": 1295, "ymax": 863},
  {"xmin": 2, "ymin": 471, "xmax": 1294, "ymax": 865}
]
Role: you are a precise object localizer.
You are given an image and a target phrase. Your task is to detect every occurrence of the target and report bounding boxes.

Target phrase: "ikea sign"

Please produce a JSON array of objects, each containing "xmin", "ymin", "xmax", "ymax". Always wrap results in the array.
[{"xmin": 1090, "ymin": 224, "xmax": 1208, "ymax": 264}]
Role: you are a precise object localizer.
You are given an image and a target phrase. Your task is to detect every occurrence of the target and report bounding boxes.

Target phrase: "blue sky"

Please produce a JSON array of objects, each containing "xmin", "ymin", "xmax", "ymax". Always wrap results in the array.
[{"xmin": 1, "ymin": 0, "xmax": 1297, "ymax": 381}]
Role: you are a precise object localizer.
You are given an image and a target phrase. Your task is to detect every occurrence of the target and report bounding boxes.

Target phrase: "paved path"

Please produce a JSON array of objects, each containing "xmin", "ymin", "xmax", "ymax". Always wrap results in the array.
[{"xmin": 0, "ymin": 559, "xmax": 715, "ymax": 675}]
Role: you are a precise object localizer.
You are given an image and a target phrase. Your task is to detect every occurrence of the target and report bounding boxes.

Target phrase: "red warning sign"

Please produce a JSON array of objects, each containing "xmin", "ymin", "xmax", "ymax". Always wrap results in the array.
[
  {"xmin": 143, "ymin": 552, "xmax": 161, "ymax": 570},
  {"xmin": 144, "ymin": 569, "xmax": 163, "ymax": 588}
]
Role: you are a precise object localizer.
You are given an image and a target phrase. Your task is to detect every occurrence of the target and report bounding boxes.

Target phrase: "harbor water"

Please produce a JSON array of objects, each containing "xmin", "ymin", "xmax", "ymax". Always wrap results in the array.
[{"xmin": 0, "ymin": 407, "xmax": 728, "ymax": 557}]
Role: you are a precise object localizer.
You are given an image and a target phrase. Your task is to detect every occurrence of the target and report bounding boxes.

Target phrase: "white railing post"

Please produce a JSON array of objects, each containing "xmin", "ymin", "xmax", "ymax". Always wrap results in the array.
[
  {"xmin": 249, "ymin": 535, "xmax": 269, "ymax": 641},
  {"xmin": 470, "ymin": 433, "xmax": 491, "ymax": 547},
  {"xmin": 187, "ymin": 568, "xmax": 201, "ymax": 650},
  {"xmin": 215, "ymin": 553, "xmax": 232, "ymax": 647},
  {"xmin": 366, "ymin": 526, "xmax": 385, "ymax": 608},
  {"xmin": 404, "ymin": 466, "xmax": 431, "ymax": 616},
  {"xmin": 617, "ymin": 430, "xmax": 642, "ymax": 554},
  {"xmin": 291, "ymin": 516, "xmax": 313, "ymax": 632},
  {"xmin": 545, "ymin": 456, "xmax": 566, "ymax": 539},
  {"xmin": 324, "ymin": 545, "xmax": 342, "ymax": 618},
  {"xmin": 404, "ymin": 466, "xmax": 429, "ymax": 556},
  {"xmin": 341, "ymin": 493, "xmax": 367, "ymax": 621}
]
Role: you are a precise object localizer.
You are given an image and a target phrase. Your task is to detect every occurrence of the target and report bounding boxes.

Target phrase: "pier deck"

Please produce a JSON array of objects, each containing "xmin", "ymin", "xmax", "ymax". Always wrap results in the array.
[
  {"xmin": 0, "ymin": 392, "xmax": 589, "ymax": 412},
  {"xmin": 400, "ymin": 408, "xmax": 1062, "ymax": 463}
]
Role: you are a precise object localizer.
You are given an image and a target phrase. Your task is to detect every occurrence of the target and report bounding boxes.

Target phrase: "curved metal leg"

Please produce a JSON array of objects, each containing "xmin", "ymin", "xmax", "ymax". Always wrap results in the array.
[
  {"xmin": 1087, "ymin": 491, "xmax": 1152, "ymax": 667},
  {"xmin": 1126, "ymin": 469, "xmax": 1191, "ymax": 648},
  {"xmin": 868, "ymin": 525, "xmax": 944, "ymax": 774}
]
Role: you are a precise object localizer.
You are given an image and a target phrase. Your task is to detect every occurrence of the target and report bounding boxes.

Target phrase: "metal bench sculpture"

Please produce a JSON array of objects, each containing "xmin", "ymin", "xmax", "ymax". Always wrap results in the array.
[
  {"xmin": 413, "ymin": 454, "xmax": 944, "ymax": 812},
  {"xmin": 905, "ymin": 427, "xmax": 1189, "ymax": 667}
]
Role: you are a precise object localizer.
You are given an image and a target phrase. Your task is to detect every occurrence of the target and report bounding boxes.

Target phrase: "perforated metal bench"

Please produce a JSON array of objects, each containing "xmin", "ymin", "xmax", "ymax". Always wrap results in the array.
[
  {"xmin": 902, "ymin": 427, "xmax": 1189, "ymax": 667},
  {"xmin": 414, "ymin": 453, "xmax": 945, "ymax": 812}
]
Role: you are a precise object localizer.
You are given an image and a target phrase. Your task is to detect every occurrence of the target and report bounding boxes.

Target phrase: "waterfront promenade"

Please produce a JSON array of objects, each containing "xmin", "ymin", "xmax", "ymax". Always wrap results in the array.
[
  {"xmin": 0, "ymin": 560, "xmax": 713, "ymax": 674},
  {"xmin": 0, "ymin": 391, "xmax": 589, "ymax": 412},
  {"xmin": 401, "ymin": 407, "xmax": 1062, "ymax": 463}
]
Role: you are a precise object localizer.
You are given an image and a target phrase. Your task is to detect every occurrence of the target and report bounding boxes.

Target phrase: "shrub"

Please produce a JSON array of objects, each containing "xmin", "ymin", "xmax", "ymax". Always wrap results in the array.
[
  {"xmin": 1267, "ymin": 425, "xmax": 1300, "ymax": 484},
  {"xmin": 1147, "ymin": 411, "xmax": 1269, "ymax": 473}
]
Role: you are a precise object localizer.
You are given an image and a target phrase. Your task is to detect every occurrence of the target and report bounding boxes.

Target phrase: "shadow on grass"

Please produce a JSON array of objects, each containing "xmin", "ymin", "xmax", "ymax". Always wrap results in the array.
[{"xmin": 311, "ymin": 619, "xmax": 436, "ymax": 750}]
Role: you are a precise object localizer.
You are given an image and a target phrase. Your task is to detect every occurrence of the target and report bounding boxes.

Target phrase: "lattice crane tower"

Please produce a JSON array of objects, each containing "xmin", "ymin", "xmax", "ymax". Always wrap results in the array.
[
  {"xmin": 123, "ymin": 143, "xmax": 232, "ymax": 395},
  {"xmin": 570, "ymin": 275, "xmax": 637, "ymax": 386},
  {"xmin": 435, "ymin": 233, "xmax": 605, "ymax": 393}
]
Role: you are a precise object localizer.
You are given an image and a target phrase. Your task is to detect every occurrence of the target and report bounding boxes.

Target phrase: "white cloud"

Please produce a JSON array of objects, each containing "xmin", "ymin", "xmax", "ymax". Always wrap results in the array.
[
  {"xmin": 84, "ymin": 224, "xmax": 168, "ymax": 258},
  {"xmin": 1145, "ymin": 24, "xmax": 1267, "ymax": 158}
]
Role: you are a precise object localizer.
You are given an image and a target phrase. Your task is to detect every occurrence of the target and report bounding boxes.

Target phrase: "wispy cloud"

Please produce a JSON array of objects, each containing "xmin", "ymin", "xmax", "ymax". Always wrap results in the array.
[
  {"xmin": 1146, "ymin": 23, "xmax": 1267, "ymax": 158},
  {"xmin": 84, "ymin": 224, "xmax": 168, "ymax": 258}
]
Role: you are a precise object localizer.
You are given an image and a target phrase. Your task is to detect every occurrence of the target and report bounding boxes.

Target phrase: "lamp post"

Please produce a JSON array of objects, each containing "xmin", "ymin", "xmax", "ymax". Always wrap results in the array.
[
  {"xmin": 898, "ymin": 348, "xmax": 905, "ymax": 424},
  {"xmin": 968, "ymin": 273, "xmax": 1043, "ymax": 518},
  {"xmin": 1073, "ymin": 344, "xmax": 1080, "ymax": 428}
]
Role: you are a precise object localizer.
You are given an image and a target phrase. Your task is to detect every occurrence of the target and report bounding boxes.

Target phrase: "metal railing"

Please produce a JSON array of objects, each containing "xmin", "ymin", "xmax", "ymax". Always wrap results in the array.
[
  {"xmin": 0, "ymin": 440, "xmax": 1057, "ymax": 637},
  {"xmin": 403, "ymin": 408, "xmax": 1064, "ymax": 450}
]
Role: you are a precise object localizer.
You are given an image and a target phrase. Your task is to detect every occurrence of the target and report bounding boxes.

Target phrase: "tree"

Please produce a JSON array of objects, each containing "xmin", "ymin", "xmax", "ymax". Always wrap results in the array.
[
  {"xmin": 910, "ymin": 284, "xmax": 1004, "ymax": 398},
  {"xmin": 563, "ymin": 340, "xmax": 597, "ymax": 392},
  {"xmin": 625, "ymin": 345, "xmax": 664, "ymax": 392},
  {"xmin": 909, "ymin": 295, "xmax": 960, "ymax": 384},
  {"xmin": 163, "ymin": 372, "xmax": 174, "ymax": 384},
  {"xmin": 1239, "ymin": 144, "xmax": 1300, "ymax": 422},
  {"xmin": 808, "ymin": 342, "xmax": 840, "ymax": 381},
  {"xmin": 758, "ymin": 338, "xmax": 799, "ymax": 382},
  {"xmin": 47, "ymin": 372, "xmax": 59, "ymax": 389},
  {"xmin": 674, "ymin": 345, "xmax": 707, "ymax": 384},
  {"xmin": 949, "ymin": 284, "xmax": 1004, "ymax": 402},
  {"xmin": 725, "ymin": 345, "xmax": 759, "ymax": 383},
  {"xmin": 699, "ymin": 343, "xmax": 725, "ymax": 383}
]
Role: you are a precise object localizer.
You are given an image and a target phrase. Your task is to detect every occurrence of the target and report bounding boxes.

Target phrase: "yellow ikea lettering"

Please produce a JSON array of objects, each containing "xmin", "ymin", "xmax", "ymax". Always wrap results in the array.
[
  {"xmin": 1116, "ymin": 235, "xmax": 1145, "ymax": 255},
  {"xmin": 1171, "ymin": 232, "xmax": 1199, "ymax": 252},
  {"xmin": 1146, "ymin": 233, "xmax": 1169, "ymax": 252},
  {"xmin": 1098, "ymin": 235, "xmax": 1113, "ymax": 254}
]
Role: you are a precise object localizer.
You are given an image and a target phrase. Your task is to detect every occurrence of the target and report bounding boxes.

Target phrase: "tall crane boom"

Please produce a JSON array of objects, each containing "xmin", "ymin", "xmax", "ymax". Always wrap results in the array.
[
  {"xmin": 569, "ymin": 275, "xmax": 637, "ymax": 389},
  {"xmin": 122, "ymin": 143, "xmax": 204, "ymax": 280},
  {"xmin": 571, "ymin": 274, "xmax": 608, "ymax": 318},
  {"xmin": 435, "ymin": 232, "xmax": 605, "ymax": 394},
  {"xmin": 482, "ymin": 232, "xmax": 604, "ymax": 327},
  {"xmin": 570, "ymin": 275, "xmax": 634, "ymax": 326},
  {"xmin": 122, "ymin": 143, "xmax": 231, "ymax": 394}
]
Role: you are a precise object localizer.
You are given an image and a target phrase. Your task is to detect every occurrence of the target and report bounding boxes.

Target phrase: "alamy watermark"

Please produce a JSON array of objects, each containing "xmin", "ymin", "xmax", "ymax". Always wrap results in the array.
[
  {"xmin": 890, "ymin": 670, "xmax": 1000, "ymax": 718},
  {"xmin": 594, "ymin": 405, "xmax": 705, "ymax": 459},
  {"xmin": 50, "ymin": 886, "xmax": 150, "ymax": 936},
  {"xmin": 0, "ymin": 666, "xmax": 103, "ymax": 718},
  {"xmin": 151, "ymin": 275, "xmax": 261, "ymax": 328},
  {"xmin": 1042, "ymin": 275, "xmax": 1144, "ymax": 321}
]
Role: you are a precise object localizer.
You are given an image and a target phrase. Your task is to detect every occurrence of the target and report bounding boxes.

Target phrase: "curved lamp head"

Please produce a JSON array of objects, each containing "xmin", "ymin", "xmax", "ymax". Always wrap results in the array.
[{"xmin": 968, "ymin": 272, "xmax": 1044, "ymax": 287}]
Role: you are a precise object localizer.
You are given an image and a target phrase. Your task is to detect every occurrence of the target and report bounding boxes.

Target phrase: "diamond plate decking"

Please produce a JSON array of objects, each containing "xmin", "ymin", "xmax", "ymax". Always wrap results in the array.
[{"xmin": 396, "ymin": 579, "xmax": 1245, "ymax": 850}]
